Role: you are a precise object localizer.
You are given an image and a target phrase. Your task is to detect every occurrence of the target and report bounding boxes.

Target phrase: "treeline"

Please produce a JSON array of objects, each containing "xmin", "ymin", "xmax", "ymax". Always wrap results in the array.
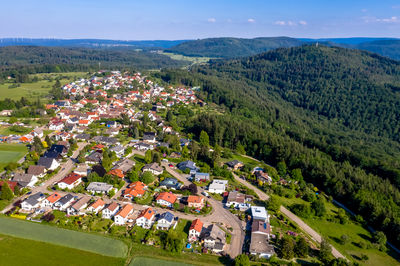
[
  {"xmin": 155, "ymin": 45, "xmax": 400, "ymax": 246},
  {"xmin": 0, "ymin": 46, "xmax": 188, "ymax": 73}
]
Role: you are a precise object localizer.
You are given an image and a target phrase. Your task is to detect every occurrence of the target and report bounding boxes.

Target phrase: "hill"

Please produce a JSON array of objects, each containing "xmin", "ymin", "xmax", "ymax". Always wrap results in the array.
[
  {"xmin": 354, "ymin": 40, "xmax": 400, "ymax": 60},
  {"xmin": 0, "ymin": 46, "xmax": 188, "ymax": 72},
  {"xmin": 0, "ymin": 38, "xmax": 188, "ymax": 49},
  {"xmin": 165, "ymin": 37, "xmax": 302, "ymax": 58},
  {"xmin": 157, "ymin": 45, "xmax": 400, "ymax": 246}
]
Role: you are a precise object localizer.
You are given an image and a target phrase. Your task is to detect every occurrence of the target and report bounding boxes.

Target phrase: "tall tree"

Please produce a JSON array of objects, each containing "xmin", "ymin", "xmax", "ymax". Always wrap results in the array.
[{"xmin": 0, "ymin": 182, "xmax": 14, "ymax": 200}]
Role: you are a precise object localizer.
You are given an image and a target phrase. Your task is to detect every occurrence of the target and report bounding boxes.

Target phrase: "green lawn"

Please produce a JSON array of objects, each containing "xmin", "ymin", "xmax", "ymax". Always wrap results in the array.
[
  {"xmin": 0, "ymin": 72, "xmax": 87, "ymax": 101},
  {"xmin": 276, "ymin": 195, "xmax": 400, "ymax": 265},
  {"xmin": 0, "ymin": 216, "xmax": 128, "ymax": 258},
  {"xmin": 0, "ymin": 144, "xmax": 28, "ymax": 170},
  {"xmin": 0, "ymin": 126, "xmax": 32, "ymax": 135},
  {"xmin": 129, "ymin": 257, "xmax": 192, "ymax": 266},
  {"xmin": 0, "ymin": 234, "xmax": 124, "ymax": 266},
  {"xmin": 160, "ymin": 52, "xmax": 211, "ymax": 65}
]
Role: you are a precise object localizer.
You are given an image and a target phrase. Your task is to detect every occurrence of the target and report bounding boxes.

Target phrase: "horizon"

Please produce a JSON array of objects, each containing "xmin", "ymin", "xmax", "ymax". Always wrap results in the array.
[{"xmin": 1, "ymin": 0, "xmax": 399, "ymax": 39}]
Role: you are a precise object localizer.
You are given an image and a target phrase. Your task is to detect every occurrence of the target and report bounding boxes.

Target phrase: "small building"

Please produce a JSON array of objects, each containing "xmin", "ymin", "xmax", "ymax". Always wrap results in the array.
[
  {"xmin": 225, "ymin": 191, "xmax": 252, "ymax": 210},
  {"xmin": 136, "ymin": 207, "xmax": 155, "ymax": 229},
  {"xmin": 12, "ymin": 173, "xmax": 38, "ymax": 188},
  {"xmin": 202, "ymin": 224, "xmax": 226, "ymax": 251},
  {"xmin": 85, "ymin": 152, "xmax": 102, "ymax": 164},
  {"xmin": 187, "ymin": 195, "xmax": 204, "ymax": 209},
  {"xmin": 226, "ymin": 160, "xmax": 244, "ymax": 171},
  {"xmin": 123, "ymin": 181, "xmax": 147, "ymax": 199},
  {"xmin": 208, "ymin": 179, "xmax": 228, "ymax": 194},
  {"xmin": 86, "ymin": 198, "xmax": 105, "ymax": 214},
  {"xmin": 143, "ymin": 132, "xmax": 156, "ymax": 143},
  {"xmin": 86, "ymin": 182, "xmax": 114, "ymax": 195},
  {"xmin": 188, "ymin": 219, "xmax": 203, "ymax": 242},
  {"xmin": 251, "ymin": 206, "xmax": 269, "ymax": 222},
  {"xmin": 57, "ymin": 173, "xmax": 82, "ymax": 190},
  {"xmin": 53, "ymin": 194, "xmax": 75, "ymax": 210},
  {"xmin": 156, "ymin": 211, "xmax": 175, "ymax": 230},
  {"xmin": 142, "ymin": 163, "xmax": 163, "ymax": 176},
  {"xmin": 102, "ymin": 202, "xmax": 120, "ymax": 219},
  {"xmin": 177, "ymin": 160, "xmax": 199, "ymax": 173},
  {"xmin": 21, "ymin": 192, "xmax": 45, "ymax": 211},
  {"xmin": 110, "ymin": 145, "xmax": 124, "ymax": 157},
  {"xmin": 38, "ymin": 157, "xmax": 60, "ymax": 171},
  {"xmin": 194, "ymin": 172, "xmax": 210, "ymax": 182},
  {"xmin": 67, "ymin": 196, "xmax": 90, "ymax": 216},
  {"xmin": 112, "ymin": 158, "xmax": 135, "ymax": 173},
  {"xmin": 249, "ymin": 232, "xmax": 275, "ymax": 259},
  {"xmin": 159, "ymin": 178, "xmax": 182, "ymax": 190},
  {"xmin": 156, "ymin": 192, "xmax": 177, "ymax": 207},
  {"xmin": 41, "ymin": 192, "xmax": 62, "ymax": 208},
  {"xmin": 74, "ymin": 164, "xmax": 89, "ymax": 176},
  {"xmin": 27, "ymin": 165, "xmax": 46, "ymax": 178},
  {"xmin": 107, "ymin": 169, "xmax": 125, "ymax": 179},
  {"xmin": 114, "ymin": 204, "xmax": 134, "ymax": 225}
]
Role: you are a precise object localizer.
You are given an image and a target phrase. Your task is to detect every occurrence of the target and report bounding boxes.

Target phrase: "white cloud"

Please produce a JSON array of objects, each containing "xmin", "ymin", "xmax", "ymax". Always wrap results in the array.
[
  {"xmin": 207, "ymin": 18, "xmax": 216, "ymax": 23},
  {"xmin": 274, "ymin": 20, "xmax": 307, "ymax": 26},
  {"xmin": 248, "ymin": 18, "xmax": 256, "ymax": 23},
  {"xmin": 361, "ymin": 8, "xmax": 367, "ymax": 13},
  {"xmin": 376, "ymin": 16, "xmax": 399, "ymax": 23},
  {"xmin": 274, "ymin": 20, "xmax": 286, "ymax": 26}
]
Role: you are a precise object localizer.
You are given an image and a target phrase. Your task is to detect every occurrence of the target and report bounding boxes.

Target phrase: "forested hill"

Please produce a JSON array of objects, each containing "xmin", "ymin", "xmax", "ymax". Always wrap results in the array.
[
  {"xmin": 157, "ymin": 45, "xmax": 400, "ymax": 245},
  {"xmin": 0, "ymin": 46, "xmax": 187, "ymax": 70},
  {"xmin": 206, "ymin": 45, "xmax": 400, "ymax": 142},
  {"xmin": 354, "ymin": 40, "xmax": 400, "ymax": 60},
  {"xmin": 165, "ymin": 37, "xmax": 302, "ymax": 58}
]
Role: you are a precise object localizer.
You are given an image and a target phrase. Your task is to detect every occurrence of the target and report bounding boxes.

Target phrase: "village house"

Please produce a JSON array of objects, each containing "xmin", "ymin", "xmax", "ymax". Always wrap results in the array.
[
  {"xmin": 74, "ymin": 164, "xmax": 89, "ymax": 176},
  {"xmin": 110, "ymin": 145, "xmax": 124, "ymax": 157},
  {"xmin": 86, "ymin": 182, "xmax": 113, "ymax": 195},
  {"xmin": 0, "ymin": 180, "xmax": 18, "ymax": 193},
  {"xmin": 27, "ymin": 165, "xmax": 46, "ymax": 178},
  {"xmin": 194, "ymin": 172, "xmax": 210, "ymax": 182},
  {"xmin": 225, "ymin": 191, "xmax": 252, "ymax": 210},
  {"xmin": 112, "ymin": 158, "xmax": 135, "ymax": 173},
  {"xmin": 208, "ymin": 179, "xmax": 228, "ymax": 194},
  {"xmin": 21, "ymin": 192, "xmax": 45, "ymax": 211},
  {"xmin": 142, "ymin": 163, "xmax": 163, "ymax": 176},
  {"xmin": 188, "ymin": 219, "xmax": 203, "ymax": 242},
  {"xmin": 156, "ymin": 192, "xmax": 177, "ymax": 207},
  {"xmin": 143, "ymin": 132, "xmax": 156, "ymax": 143},
  {"xmin": 37, "ymin": 157, "xmax": 60, "ymax": 171},
  {"xmin": 159, "ymin": 178, "xmax": 182, "ymax": 190},
  {"xmin": 135, "ymin": 207, "xmax": 155, "ymax": 229},
  {"xmin": 57, "ymin": 173, "xmax": 82, "ymax": 190},
  {"xmin": 133, "ymin": 142, "xmax": 153, "ymax": 151},
  {"xmin": 12, "ymin": 173, "xmax": 38, "ymax": 188},
  {"xmin": 114, "ymin": 204, "xmax": 134, "ymax": 225},
  {"xmin": 251, "ymin": 206, "xmax": 269, "ymax": 222},
  {"xmin": 53, "ymin": 194, "xmax": 75, "ymax": 211},
  {"xmin": 226, "ymin": 160, "xmax": 244, "ymax": 171},
  {"xmin": 156, "ymin": 211, "xmax": 176, "ymax": 230},
  {"xmin": 102, "ymin": 202, "xmax": 120, "ymax": 219},
  {"xmin": 107, "ymin": 169, "xmax": 125, "ymax": 179},
  {"xmin": 177, "ymin": 160, "xmax": 199, "ymax": 173},
  {"xmin": 41, "ymin": 192, "xmax": 62, "ymax": 208},
  {"xmin": 187, "ymin": 195, "xmax": 205, "ymax": 209},
  {"xmin": 201, "ymin": 224, "xmax": 226, "ymax": 252},
  {"xmin": 86, "ymin": 198, "xmax": 105, "ymax": 214},
  {"xmin": 67, "ymin": 196, "xmax": 90, "ymax": 216},
  {"xmin": 123, "ymin": 181, "xmax": 146, "ymax": 199}
]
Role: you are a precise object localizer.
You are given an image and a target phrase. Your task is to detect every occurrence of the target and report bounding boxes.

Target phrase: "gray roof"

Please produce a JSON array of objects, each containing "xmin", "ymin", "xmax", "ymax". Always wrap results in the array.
[
  {"xmin": 177, "ymin": 160, "xmax": 199, "ymax": 171},
  {"xmin": 38, "ymin": 157, "xmax": 56, "ymax": 169},
  {"xmin": 110, "ymin": 145, "xmax": 124, "ymax": 153},
  {"xmin": 113, "ymin": 158, "xmax": 135, "ymax": 173},
  {"xmin": 202, "ymin": 224, "xmax": 226, "ymax": 244},
  {"xmin": 159, "ymin": 178, "xmax": 182, "ymax": 189},
  {"xmin": 24, "ymin": 192, "xmax": 44, "ymax": 206},
  {"xmin": 249, "ymin": 232, "xmax": 274, "ymax": 255},
  {"xmin": 226, "ymin": 160, "xmax": 243, "ymax": 168},
  {"xmin": 143, "ymin": 163, "xmax": 163, "ymax": 173},
  {"xmin": 86, "ymin": 152, "xmax": 102, "ymax": 162},
  {"xmin": 159, "ymin": 211, "xmax": 174, "ymax": 223},
  {"xmin": 12, "ymin": 173, "xmax": 35, "ymax": 187},
  {"xmin": 87, "ymin": 182, "xmax": 113, "ymax": 192},
  {"xmin": 70, "ymin": 196, "xmax": 90, "ymax": 210},
  {"xmin": 57, "ymin": 194, "xmax": 74, "ymax": 206},
  {"xmin": 27, "ymin": 165, "xmax": 46, "ymax": 175}
]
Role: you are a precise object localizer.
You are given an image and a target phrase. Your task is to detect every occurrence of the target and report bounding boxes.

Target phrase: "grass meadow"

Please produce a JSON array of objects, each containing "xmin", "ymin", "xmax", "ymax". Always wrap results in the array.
[
  {"xmin": 0, "ymin": 144, "xmax": 28, "ymax": 170},
  {"xmin": 0, "ymin": 216, "xmax": 128, "ymax": 258}
]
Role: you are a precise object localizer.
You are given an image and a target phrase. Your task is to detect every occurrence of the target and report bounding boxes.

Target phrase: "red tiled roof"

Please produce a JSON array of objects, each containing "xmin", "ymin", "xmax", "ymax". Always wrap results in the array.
[
  {"xmin": 137, "ymin": 207, "xmax": 154, "ymax": 220},
  {"xmin": 190, "ymin": 219, "xmax": 203, "ymax": 233},
  {"xmin": 116, "ymin": 204, "xmax": 133, "ymax": 218},
  {"xmin": 187, "ymin": 195, "xmax": 203, "ymax": 204},
  {"xmin": 156, "ymin": 192, "xmax": 177, "ymax": 204},
  {"xmin": 58, "ymin": 173, "xmax": 82, "ymax": 185},
  {"xmin": 46, "ymin": 193, "xmax": 62, "ymax": 203}
]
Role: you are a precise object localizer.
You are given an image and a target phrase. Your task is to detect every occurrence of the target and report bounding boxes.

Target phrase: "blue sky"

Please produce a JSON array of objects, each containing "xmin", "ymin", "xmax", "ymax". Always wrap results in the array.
[{"xmin": 1, "ymin": 0, "xmax": 399, "ymax": 39}]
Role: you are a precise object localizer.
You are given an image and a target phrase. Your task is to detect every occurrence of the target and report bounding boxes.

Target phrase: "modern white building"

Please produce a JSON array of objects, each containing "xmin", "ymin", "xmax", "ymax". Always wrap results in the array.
[
  {"xmin": 251, "ymin": 206, "xmax": 269, "ymax": 222},
  {"xmin": 208, "ymin": 179, "xmax": 228, "ymax": 194}
]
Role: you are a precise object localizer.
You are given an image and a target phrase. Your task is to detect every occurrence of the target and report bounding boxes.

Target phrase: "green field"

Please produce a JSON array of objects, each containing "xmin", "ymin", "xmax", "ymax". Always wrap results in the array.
[
  {"xmin": 0, "ymin": 144, "xmax": 28, "ymax": 170},
  {"xmin": 129, "ymin": 257, "xmax": 192, "ymax": 266},
  {"xmin": 276, "ymin": 195, "xmax": 400, "ymax": 265},
  {"xmin": 161, "ymin": 52, "xmax": 211, "ymax": 65},
  {"xmin": 0, "ymin": 72, "xmax": 87, "ymax": 101},
  {"xmin": 0, "ymin": 216, "xmax": 128, "ymax": 258},
  {"xmin": 0, "ymin": 125, "xmax": 32, "ymax": 135},
  {"xmin": 0, "ymin": 234, "xmax": 124, "ymax": 266}
]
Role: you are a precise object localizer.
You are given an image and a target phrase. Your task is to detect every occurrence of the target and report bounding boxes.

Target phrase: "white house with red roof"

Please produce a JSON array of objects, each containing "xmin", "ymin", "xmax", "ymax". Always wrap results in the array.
[
  {"xmin": 57, "ymin": 173, "xmax": 82, "ymax": 190},
  {"xmin": 136, "ymin": 207, "xmax": 155, "ymax": 229}
]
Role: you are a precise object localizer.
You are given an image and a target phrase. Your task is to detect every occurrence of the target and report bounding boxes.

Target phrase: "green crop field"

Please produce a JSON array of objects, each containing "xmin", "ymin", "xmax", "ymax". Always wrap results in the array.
[
  {"xmin": 129, "ymin": 257, "xmax": 192, "ymax": 266},
  {"xmin": 0, "ymin": 72, "xmax": 87, "ymax": 101},
  {"xmin": 0, "ymin": 144, "xmax": 28, "ymax": 170},
  {"xmin": 0, "ymin": 234, "xmax": 124, "ymax": 266},
  {"xmin": 0, "ymin": 217, "xmax": 128, "ymax": 258}
]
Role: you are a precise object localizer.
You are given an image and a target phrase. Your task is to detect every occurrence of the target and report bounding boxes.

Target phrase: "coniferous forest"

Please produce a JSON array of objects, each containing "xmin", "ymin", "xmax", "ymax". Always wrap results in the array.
[{"xmin": 156, "ymin": 45, "xmax": 400, "ymax": 246}]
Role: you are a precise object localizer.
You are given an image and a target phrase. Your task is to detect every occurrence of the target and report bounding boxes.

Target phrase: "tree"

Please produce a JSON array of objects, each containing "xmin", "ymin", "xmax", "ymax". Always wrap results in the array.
[
  {"xmin": 295, "ymin": 237, "xmax": 309, "ymax": 257},
  {"xmin": 340, "ymin": 234, "xmax": 349, "ymax": 245},
  {"xmin": 372, "ymin": 231, "xmax": 387, "ymax": 251},
  {"xmin": 108, "ymin": 189, "xmax": 115, "ymax": 198},
  {"xmin": 45, "ymin": 135, "xmax": 52, "ymax": 147},
  {"xmin": 199, "ymin": 130, "xmax": 209, "ymax": 147},
  {"xmin": 102, "ymin": 151, "xmax": 112, "ymax": 171},
  {"xmin": 145, "ymin": 150, "xmax": 152, "ymax": 164},
  {"xmin": 4, "ymin": 162, "xmax": 18, "ymax": 172},
  {"xmin": 311, "ymin": 198, "xmax": 326, "ymax": 217},
  {"xmin": 152, "ymin": 152, "xmax": 161, "ymax": 164},
  {"xmin": 291, "ymin": 168, "xmax": 303, "ymax": 181},
  {"xmin": 0, "ymin": 182, "xmax": 14, "ymax": 200},
  {"xmin": 166, "ymin": 110, "xmax": 174, "ymax": 122},
  {"xmin": 187, "ymin": 183, "xmax": 198, "ymax": 194},
  {"xmin": 33, "ymin": 136, "xmax": 43, "ymax": 153},
  {"xmin": 319, "ymin": 237, "xmax": 333, "ymax": 263},
  {"xmin": 163, "ymin": 230, "xmax": 183, "ymax": 253},
  {"xmin": 141, "ymin": 171, "xmax": 155, "ymax": 185},
  {"xmin": 190, "ymin": 142, "xmax": 200, "ymax": 161},
  {"xmin": 127, "ymin": 171, "xmax": 139, "ymax": 182},
  {"xmin": 267, "ymin": 195, "xmax": 281, "ymax": 212},
  {"xmin": 276, "ymin": 161, "xmax": 287, "ymax": 177},
  {"xmin": 234, "ymin": 254, "xmax": 250, "ymax": 266},
  {"xmin": 280, "ymin": 236, "xmax": 295, "ymax": 259}
]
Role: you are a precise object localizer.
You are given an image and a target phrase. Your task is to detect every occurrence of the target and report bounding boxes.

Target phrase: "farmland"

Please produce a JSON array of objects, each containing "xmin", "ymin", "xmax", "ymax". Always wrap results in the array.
[
  {"xmin": 0, "ymin": 216, "xmax": 128, "ymax": 258},
  {"xmin": 0, "ymin": 234, "xmax": 124, "ymax": 266},
  {"xmin": 0, "ymin": 144, "xmax": 28, "ymax": 170},
  {"xmin": 129, "ymin": 257, "xmax": 192, "ymax": 266}
]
